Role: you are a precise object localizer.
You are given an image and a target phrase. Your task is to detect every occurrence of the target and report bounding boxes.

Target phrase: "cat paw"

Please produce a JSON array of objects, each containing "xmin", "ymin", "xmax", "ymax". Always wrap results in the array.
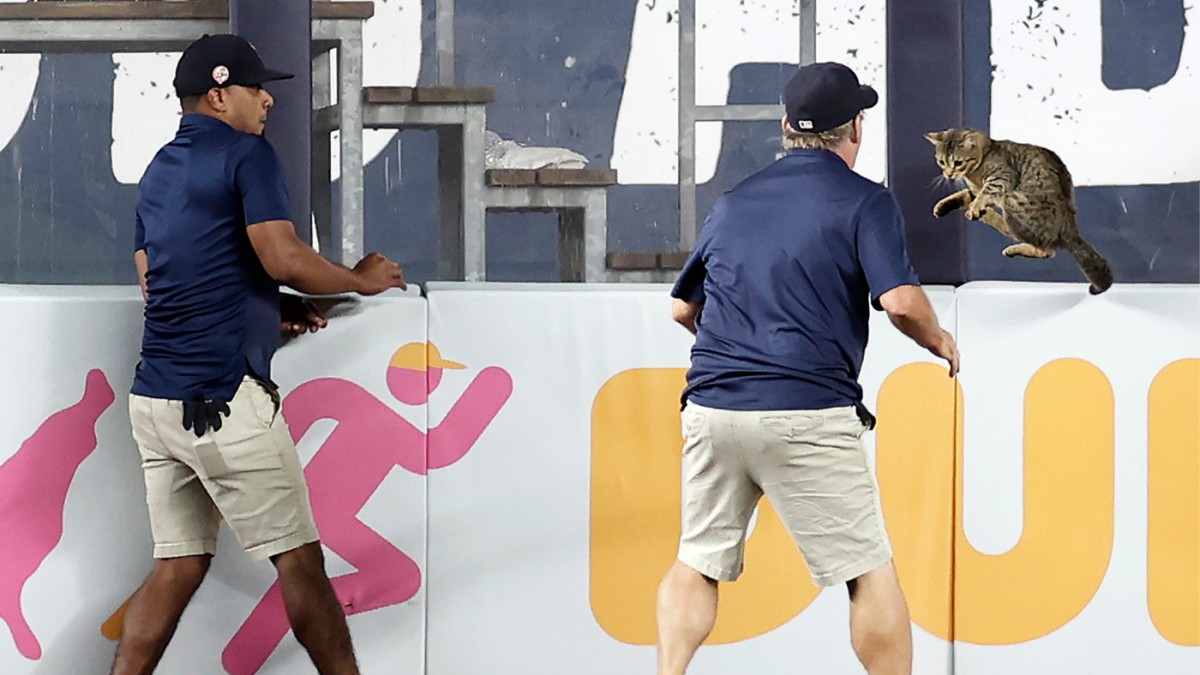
[
  {"xmin": 932, "ymin": 198, "xmax": 958, "ymax": 218},
  {"xmin": 965, "ymin": 203, "xmax": 988, "ymax": 221}
]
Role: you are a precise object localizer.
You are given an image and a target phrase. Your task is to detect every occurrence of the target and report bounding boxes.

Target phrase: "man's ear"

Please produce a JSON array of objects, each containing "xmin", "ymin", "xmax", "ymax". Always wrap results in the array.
[
  {"xmin": 205, "ymin": 87, "xmax": 226, "ymax": 112},
  {"xmin": 850, "ymin": 114, "xmax": 862, "ymax": 145}
]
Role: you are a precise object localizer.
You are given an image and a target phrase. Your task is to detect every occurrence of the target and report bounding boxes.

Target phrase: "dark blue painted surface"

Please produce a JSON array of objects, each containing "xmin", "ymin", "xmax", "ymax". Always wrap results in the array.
[
  {"xmin": 1102, "ymin": 0, "xmax": 1186, "ymax": 91},
  {"xmin": 960, "ymin": 0, "xmax": 1198, "ymax": 283},
  {"xmin": 887, "ymin": 0, "xmax": 969, "ymax": 284},
  {"xmin": 0, "ymin": 0, "xmax": 1193, "ymax": 285},
  {"xmin": 0, "ymin": 55, "xmax": 136, "ymax": 284}
]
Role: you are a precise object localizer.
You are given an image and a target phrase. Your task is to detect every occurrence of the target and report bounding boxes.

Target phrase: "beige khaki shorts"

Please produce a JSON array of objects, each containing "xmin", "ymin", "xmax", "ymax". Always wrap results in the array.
[
  {"xmin": 129, "ymin": 376, "xmax": 319, "ymax": 560},
  {"xmin": 677, "ymin": 401, "xmax": 893, "ymax": 586}
]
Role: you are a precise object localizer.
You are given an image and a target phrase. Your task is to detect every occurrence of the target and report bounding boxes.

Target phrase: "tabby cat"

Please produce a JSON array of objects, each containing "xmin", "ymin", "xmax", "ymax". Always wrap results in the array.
[{"xmin": 925, "ymin": 128, "xmax": 1113, "ymax": 294}]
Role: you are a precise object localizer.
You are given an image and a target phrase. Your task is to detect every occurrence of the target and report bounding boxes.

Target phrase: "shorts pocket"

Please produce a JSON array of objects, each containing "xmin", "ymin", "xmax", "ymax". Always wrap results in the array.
[
  {"xmin": 681, "ymin": 405, "xmax": 706, "ymax": 438},
  {"xmin": 759, "ymin": 413, "xmax": 823, "ymax": 442},
  {"xmin": 245, "ymin": 380, "xmax": 281, "ymax": 429}
]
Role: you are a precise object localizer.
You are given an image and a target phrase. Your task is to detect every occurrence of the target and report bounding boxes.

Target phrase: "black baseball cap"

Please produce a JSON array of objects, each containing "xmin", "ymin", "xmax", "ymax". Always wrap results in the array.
[
  {"xmin": 783, "ymin": 62, "xmax": 878, "ymax": 133},
  {"xmin": 173, "ymin": 34, "xmax": 293, "ymax": 98}
]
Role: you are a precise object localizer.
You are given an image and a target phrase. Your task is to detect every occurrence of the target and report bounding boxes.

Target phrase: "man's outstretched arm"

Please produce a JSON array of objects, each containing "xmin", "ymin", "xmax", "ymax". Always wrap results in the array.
[
  {"xmin": 878, "ymin": 284, "xmax": 960, "ymax": 377},
  {"xmin": 246, "ymin": 219, "xmax": 406, "ymax": 296}
]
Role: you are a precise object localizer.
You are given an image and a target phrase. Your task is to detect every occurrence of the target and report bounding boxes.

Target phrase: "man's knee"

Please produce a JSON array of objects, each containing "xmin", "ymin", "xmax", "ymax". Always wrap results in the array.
[
  {"xmin": 153, "ymin": 555, "xmax": 211, "ymax": 591},
  {"xmin": 850, "ymin": 562, "xmax": 908, "ymax": 606},
  {"xmin": 271, "ymin": 541, "xmax": 328, "ymax": 580}
]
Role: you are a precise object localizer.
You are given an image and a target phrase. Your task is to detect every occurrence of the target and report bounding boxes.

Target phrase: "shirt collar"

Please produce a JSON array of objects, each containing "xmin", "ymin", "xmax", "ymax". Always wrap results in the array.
[
  {"xmin": 179, "ymin": 113, "xmax": 235, "ymax": 133},
  {"xmin": 784, "ymin": 147, "xmax": 843, "ymax": 163}
]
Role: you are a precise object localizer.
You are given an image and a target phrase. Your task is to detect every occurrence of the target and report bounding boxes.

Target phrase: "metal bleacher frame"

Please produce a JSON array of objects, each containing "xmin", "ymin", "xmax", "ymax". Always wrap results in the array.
[
  {"xmin": 679, "ymin": 0, "xmax": 816, "ymax": 248},
  {"xmin": 0, "ymin": 0, "xmax": 619, "ymax": 283},
  {"xmin": 610, "ymin": 0, "xmax": 815, "ymax": 282},
  {"xmin": 0, "ymin": 0, "xmax": 372, "ymax": 266}
]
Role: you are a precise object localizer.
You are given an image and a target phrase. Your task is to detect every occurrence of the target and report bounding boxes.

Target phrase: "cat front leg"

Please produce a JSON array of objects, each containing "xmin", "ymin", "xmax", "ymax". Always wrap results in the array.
[
  {"xmin": 967, "ymin": 176, "xmax": 1011, "ymax": 221},
  {"xmin": 965, "ymin": 193, "xmax": 994, "ymax": 221},
  {"xmin": 933, "ymin": 189, "xmax": 972, "ymax": 218},
  {"xmin": 975, "ymin": 208, "xmax": 1017, "ymax": 239}
]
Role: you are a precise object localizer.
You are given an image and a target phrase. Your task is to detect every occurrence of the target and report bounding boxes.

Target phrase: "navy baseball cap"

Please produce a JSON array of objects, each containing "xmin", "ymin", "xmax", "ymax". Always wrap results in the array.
[
  {"xmin": 174, "ymin": 34, "xmax": 293, "ymax": 98},
  {"xmin": 783, "ymin": 62, "xmax": 878, "ymax": 133}
]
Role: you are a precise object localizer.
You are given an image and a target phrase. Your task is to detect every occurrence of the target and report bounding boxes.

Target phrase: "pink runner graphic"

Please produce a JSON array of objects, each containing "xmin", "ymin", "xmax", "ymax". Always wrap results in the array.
[
  {"xmin": 0, "ymin": 369, "xmax": 114, "ymax": 660},
  {"xmin": 222, "ymin": 343, "xmax": 512, "ymax": 675}
]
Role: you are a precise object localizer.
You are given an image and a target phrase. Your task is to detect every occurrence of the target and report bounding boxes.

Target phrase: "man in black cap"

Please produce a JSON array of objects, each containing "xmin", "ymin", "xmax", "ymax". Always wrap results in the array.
[
  {"xmin": 114, "ymin": 34, "xmax": 406, "ymax": 675},
  {"xmin": 656, "ymin": 62, "xmax": 959, "ymax": 675}
]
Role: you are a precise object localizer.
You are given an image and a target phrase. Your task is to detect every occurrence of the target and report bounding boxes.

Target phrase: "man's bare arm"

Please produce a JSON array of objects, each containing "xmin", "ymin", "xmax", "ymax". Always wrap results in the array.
[
  {"xmin": 246, "ymin": 219, "xmax": 406, "ymax": 296},
  {"xmin": 671, "ymin": 298, "xmax": 702, "ymax": 335},
  {"xmin": 134, "ymin": 249, "xmax": 149, "ymax": 301},
  {"xmin": 878, "ymin": 284, "xmax": 960, "ymax": 377}
]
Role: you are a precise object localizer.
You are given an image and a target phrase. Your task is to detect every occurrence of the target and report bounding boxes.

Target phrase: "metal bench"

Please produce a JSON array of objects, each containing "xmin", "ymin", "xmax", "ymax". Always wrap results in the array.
[
  {"xmin": 0, "ymin": 0, "xmax": 373, "ymax": 264},
  {"xmin": 317, "ymin": 86, "xmax": 616, "ymax": 281},
  {"xmin": 485, "ymin": 169, "xmax": 617, "ymax": 283},
  {"xmin": 314, "ymin": 85, "xmax": 494, "ymax": 280}
]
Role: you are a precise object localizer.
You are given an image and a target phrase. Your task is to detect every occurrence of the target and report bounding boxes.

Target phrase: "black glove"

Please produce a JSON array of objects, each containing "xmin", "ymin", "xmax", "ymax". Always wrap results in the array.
[
  {"xmin": 855, "ymin": 402, "xmax": 877, "ymax": 431},
  {"xmin": 182, "ymin": 398, "xmax": 231, "ymax": 438}
]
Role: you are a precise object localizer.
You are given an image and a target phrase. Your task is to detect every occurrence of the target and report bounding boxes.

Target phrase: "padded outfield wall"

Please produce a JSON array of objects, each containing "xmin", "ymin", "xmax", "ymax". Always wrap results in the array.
[
  {"xmin": 0, "ymin": 0, "xmax": 1193, "ymax": 284},
  {"xmin": 0, "ymin": 282, "xmax": 1195, "ymax": 674}
]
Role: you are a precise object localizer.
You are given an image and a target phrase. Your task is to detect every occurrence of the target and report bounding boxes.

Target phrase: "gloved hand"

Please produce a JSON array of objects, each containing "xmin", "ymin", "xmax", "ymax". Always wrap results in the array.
[{"xmin": 182, "ymin": 398, "xmax": 231, "ymax": 438}]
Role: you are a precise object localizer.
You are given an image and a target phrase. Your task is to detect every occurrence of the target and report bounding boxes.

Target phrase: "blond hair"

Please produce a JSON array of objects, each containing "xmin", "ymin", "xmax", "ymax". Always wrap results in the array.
[{"xmin": 782, "ymin": 113, "xmax": 860, "ymax": 151}]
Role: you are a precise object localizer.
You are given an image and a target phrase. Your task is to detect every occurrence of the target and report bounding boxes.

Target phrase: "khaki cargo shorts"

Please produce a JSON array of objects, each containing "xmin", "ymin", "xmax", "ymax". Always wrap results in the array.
[
  {"xmin": 129, "ymin": 376, "xmax": 319, "ymax": 560},
  {"xmin": 677, "ymin": 401, "xmax": 893, "ymax": 587}
]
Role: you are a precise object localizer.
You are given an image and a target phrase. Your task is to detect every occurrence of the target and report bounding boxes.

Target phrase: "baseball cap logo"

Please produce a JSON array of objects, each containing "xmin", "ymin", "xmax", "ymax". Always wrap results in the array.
[
  {"xmin": 796, "ymin": 120, "xmax": 814, "ymax": 130},
  {"xmin": 212, "ymin": 65, "xmax": 230, "ymax": 85}
]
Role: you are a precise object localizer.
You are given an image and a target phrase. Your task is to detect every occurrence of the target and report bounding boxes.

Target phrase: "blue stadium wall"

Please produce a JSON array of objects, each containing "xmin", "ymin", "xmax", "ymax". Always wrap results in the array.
[{"xmin": 0, "ymin": 0, "xmax": 1193, "ymax": 285}]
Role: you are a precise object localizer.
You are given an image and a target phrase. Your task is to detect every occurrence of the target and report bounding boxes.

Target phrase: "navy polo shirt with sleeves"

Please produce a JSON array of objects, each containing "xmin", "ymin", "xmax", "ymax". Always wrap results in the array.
[
  {"xmin": 132, "ymin": 114, "xmax": 291, "ymax": 402},
  {"xmin": 671, "ymin": 148, "xmax": 920, "ymax": 411}
]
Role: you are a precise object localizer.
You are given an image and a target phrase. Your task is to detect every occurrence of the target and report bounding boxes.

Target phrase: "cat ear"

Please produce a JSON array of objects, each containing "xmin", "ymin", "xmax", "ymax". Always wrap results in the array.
[{"xmin": 924, "ymin": 131, "xmax": 943, "ymax": 145}]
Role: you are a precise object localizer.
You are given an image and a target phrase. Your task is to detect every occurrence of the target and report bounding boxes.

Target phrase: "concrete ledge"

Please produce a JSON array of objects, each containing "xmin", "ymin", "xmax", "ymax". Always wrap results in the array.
[
  {"xmin": 485, "ymin": 168, "xmax": 618, "ymax": 188},
  {"xmin": 414, "ymin": 86, "xmax": 496, "ymax": 103},
  {"xmin": 364, "ymin": 86, "xmax": 495, "ymax": 105},
  {"xmin": 606, "ymin": 251, "xmax": 691, "ymax": 271},
  {"xmin": 536, "ymin": 169, "xmax": 617, "ymax": 186},
  {"xmin": 658, "ymin": 251, "xmax": 691, "ymax": 269},
  {"xmin": 363, "ymin": 87, "xmax": 416, "ymax": 104},
  {"xmin": 606, "ymin": 253, "xmax": 660, "ymax": 270},
  {"xmin": 485, "ymin": 169, "xmax": 538, "ymax": 187}
]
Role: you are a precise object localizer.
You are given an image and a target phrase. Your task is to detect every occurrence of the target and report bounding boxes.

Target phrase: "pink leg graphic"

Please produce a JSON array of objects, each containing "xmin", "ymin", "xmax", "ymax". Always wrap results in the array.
[
  {"xmin": 0, "ymin": 369, "xmax": 114, "ymax": 660},
  {"xmin": 221, "ymin": 520, "xmax": 421, "ymax": 675},
  {"xmin": 223, "ymin": 379, "xmax": 427, "ymax": 675}
]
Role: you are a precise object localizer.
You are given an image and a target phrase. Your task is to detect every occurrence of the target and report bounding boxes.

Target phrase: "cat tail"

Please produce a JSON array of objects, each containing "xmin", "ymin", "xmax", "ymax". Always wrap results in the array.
[{"xmin": 1063, "ymin": 234, "xmax": 1113, "ymax": 295}]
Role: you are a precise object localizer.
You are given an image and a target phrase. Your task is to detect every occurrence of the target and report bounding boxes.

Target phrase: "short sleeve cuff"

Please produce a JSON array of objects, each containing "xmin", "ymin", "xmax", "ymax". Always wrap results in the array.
[
  {"xmin": 672, "ymin": 285, "xmax": 706, "ymax": 305},
  {"xmin": 870, "ymin": 277, "xmax": 920, "ymax": 311}
]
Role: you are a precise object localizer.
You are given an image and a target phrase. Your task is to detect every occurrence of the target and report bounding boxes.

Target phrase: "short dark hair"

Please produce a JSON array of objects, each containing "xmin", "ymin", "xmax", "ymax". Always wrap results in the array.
[{"xmin": 179, "ymin": 94, "xmax": 204, "ymax": 113}]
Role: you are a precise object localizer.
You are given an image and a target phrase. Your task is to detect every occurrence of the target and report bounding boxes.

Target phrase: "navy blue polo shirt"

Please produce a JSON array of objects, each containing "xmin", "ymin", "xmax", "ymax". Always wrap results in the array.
[
  {"xmin": 671, "ymin": 148, "xmax": 919, "ymax": 411},
  {"xmin": 132, "ymin": 114, "xmax": 290, "ymax": 402}
]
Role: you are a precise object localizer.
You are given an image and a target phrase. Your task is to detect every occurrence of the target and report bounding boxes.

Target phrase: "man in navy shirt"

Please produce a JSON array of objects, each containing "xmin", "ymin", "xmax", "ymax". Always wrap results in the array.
[
  {"xmin": 656, "ymin": 63, "xmax": 959, "ymax": 675},
  {"xmin": 114, "ymin": 35, "xmax": 406, "ymax": 675}
]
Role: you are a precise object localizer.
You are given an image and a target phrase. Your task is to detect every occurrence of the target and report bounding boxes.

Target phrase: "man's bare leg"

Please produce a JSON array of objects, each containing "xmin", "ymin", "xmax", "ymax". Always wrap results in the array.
[
  {"xmin": 847, "ymin": 560, "xmax": 912, "ymax": 675},
  {"xmin": 272, "ymin": 542, "xmax": 359, "ymax": 675},
  {"xmin": 111, "ymin": 555, "xmax": 211, "ymax": 675},
  {"xmin": 655, "ymin": 560, "xmax": 718, "ymax": 675}
]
